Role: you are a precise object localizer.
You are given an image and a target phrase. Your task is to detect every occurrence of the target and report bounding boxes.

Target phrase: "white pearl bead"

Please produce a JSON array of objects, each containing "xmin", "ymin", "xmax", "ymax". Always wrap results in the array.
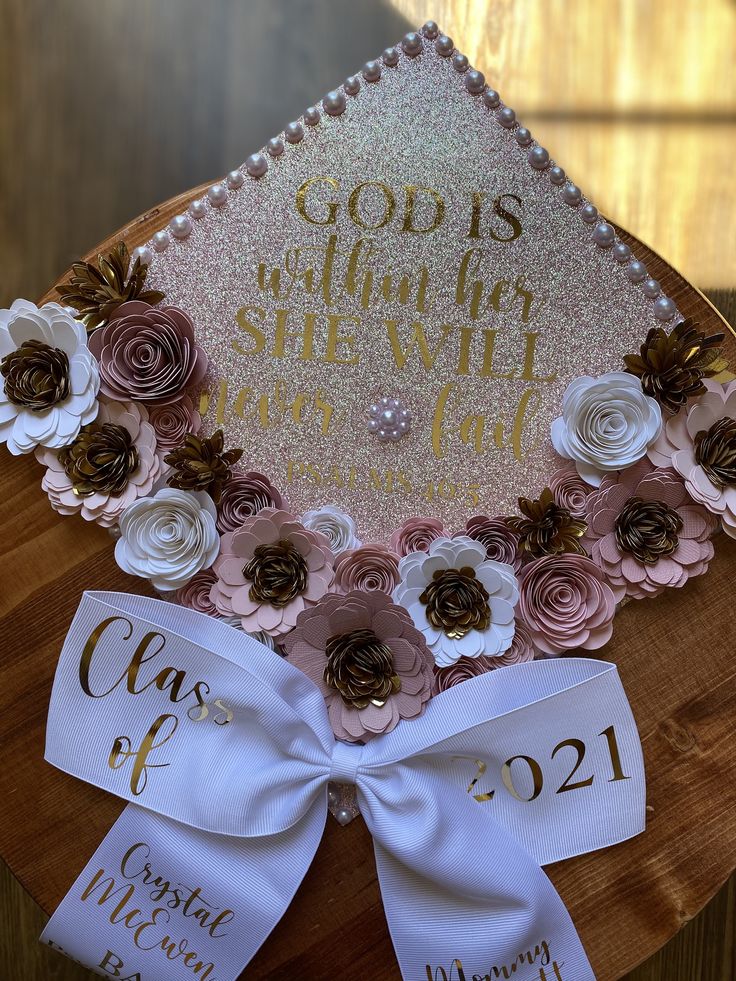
[
  {"xmin": 207, "ymin": 183, "xmax": 228, "ymax": 207},
  {"xmin": 246, "ymin": 153, "xmax": 268, "ymax": 178},
  {"xmin": 335, "ymin": 808, "xmax": 352, "ymax": 826},
  {"xmin": 131, "ymin": 245, "xmax": 153, "ymax": 266},
  {"xmin": 367, "ymin": 419, "xmax": 379, "ymax": 432},
  {"xmin": 152, "ymin": 230, "xmax": 170, "ymax": 252},
  {"xmin": 380, "ymin": 396, "xmax": 390, "ymax": 406},
  {"xmin": 380, "ymin": 409, "xmax": 397, "ymax": 426},
  {"xmin": 170, "ymin": 214, "xmax": 193, "ymax": 239},
  {"xmin": 189, "ymin": 198, "xmax": 207, "ymax": 219},
  {"xmin": 368, "ymin": 403, "xmax": 381, "ymax": 418},
  {"xmin": 226, "ymin": 169, "xmax": 245, "ymax": 189}
]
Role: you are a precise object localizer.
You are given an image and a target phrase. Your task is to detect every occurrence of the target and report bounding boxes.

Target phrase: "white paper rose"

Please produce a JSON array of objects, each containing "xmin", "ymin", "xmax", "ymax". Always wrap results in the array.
[
  {"xmin": 0, "ymin": 299, "xmax": 100, "ymax": 455},
  {"xmin": 392, "ymin": 535, "xmax": 518, "ymax": 667},
  {"xmin": 301, "ymin": 504, "xmax": 361, "ymax": 554},
  {"xmin": 115, "ymin": 488, "xmax": 219, "ymax": 591},
  {"xmin": 551, "ymin": 371, "xmax": 662, "ymax": 486}
]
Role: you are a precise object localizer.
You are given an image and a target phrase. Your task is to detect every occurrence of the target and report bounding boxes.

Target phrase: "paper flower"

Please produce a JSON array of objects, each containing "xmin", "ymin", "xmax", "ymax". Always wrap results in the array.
[
  {"xmin": 392, "ymin": 536, "xmax": 518, "ymax": 668},
  {"xmin": 115, "ymin": 488, "xmax": 219, "ymax": 591},
  {"xmin": 165, "ymin": 429, "xmax": 243, "ymax": 503},
  {"xmin": 551, "ymin": 372, "xmax": 662, "ymax": 486},
  {"xmin": 216, "ymin": 470, "xmax": 287, "ymax": 534},
  {"xmin": 283, "ymin": 590, "xmax": 433, "ymax": 742},
  {"xmin": 490, "ymin": 617, "xmax": 537, "ymax": 667},
  {"xmin": 210, "ymin": 508, "xmax": 335, "ymax": 637},
  {"xmin": 460, "ymin": 515, "xmax": 522, "ymax": 572},
  {"xmin": 301, "ymin": 504, "xmax": 361, "ymax": 554},
  {"xmin": 433, "ymin": 654, "xmax": 497, "ymax": 693},
  {"xmin": 333, "ymin": 544, "xmax": 401, "ymax": 594},
  {"xmin": 583, "ymin": 458, "xmax": 716, "ymax": 600},
  {"xmin": 548, "ymin": 463, "xmax": 593, "ymax": 520},
  {"xmin": 518, "ymin": 554, "xmax": 616, "ymax": 656},
  {"xmin": 149, "ymin": 395, "xmax": 202, "ymax": 457},
  {"xmin": 35, "ymin": 399, "xmax": 160, "ymax": 527},
  {"xmin": 0, "ymin": 299, "xmax": 99, "ymax": 455},
  {"xmin": 507, "ymin": 488, "xmax": 587, "ymax": 558},
  {"xmin": 648, "ymin": 378, "xmax": 736, "ymax": 538},
  {"xmin": 174, "ymin": 567, "xmax": 219, "ymax": 616},
  {"xmin": 88, "ymin": 300, "xmax": 207, "ymax": 405},
  {"xmin": 390, "ymin": 516, "xmax": 445, "ymax": 556}
]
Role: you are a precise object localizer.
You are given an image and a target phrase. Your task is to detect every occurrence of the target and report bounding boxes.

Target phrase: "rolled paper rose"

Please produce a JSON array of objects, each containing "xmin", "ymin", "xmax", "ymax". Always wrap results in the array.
[
  {"xmin": 35, "ymin": 398, "xmax": 160, "ymax": 527},
  {"xmin": 390, "ymin": 515, "xmax": 444, "ymax": 556},
  {"xmin": 301, "ymin": 504, "xmax": 361, "ymax": 554},
  {"xmin": 460, "ymin": 515, "xmax": 522, "ymax": 572},
  {"xmin": 174, "ymin": 567, "xmax": 219, "ymax": 616},
  {"xmin": 216, "ymin": 469, "xmax": 286, "ymax": 534},
  {"xmin": 393, "ymin": 536, "xmax": 518, "ymax": 668},
  {"xmin": 149, "ymin": 395, "xmax": 202, "ymax": 459},
  {"xmin": 210, "ymin": 507, "xmax": 335, "ymax": 637},
  {"xmin": 551, "ymin": 371, "xmax": 662, "ymax": 486},
  {"xmin": 548, "ymin": 463, "xmax": 594, "ymax": 519},
  {"xmin": 88, "ymin": 300, "xmax": 207, "ymax": 405},
  {"xmin": 115, "ymin": 487, "xmax": 220, "ymax": 591},
  {"xmin": 0, "ymin": 299, "xmax": 99, "ymax": 455},
  {"xmin": 333, "ymin": 543, "xmax": 401, "ymax": 594},
  {"xmin": 518, "ymin": 553, "xmax": 616, "ymax": 656},
  {"xmin": 283, "ymin": 589, "xmax": 434, "ymax": 742},
  {"xmin": 583, "ymin": 458, "xmax": 716, "ymax": 601},
  {"xmin": 433, "ymin": 655, "xmax": 496, "ymax": 694},
  {"xmin": 648, "ymin": 378, "xmax": 736, "ymax": 538},
  {"xmin": 490, "ymin": 617, "xmax": 537, "ymax": 667}
]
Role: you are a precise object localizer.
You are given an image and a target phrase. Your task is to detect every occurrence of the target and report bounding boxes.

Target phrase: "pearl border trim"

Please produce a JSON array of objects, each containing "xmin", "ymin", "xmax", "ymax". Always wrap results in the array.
[{"xmin": 140, "ymin": 21, "xmax": 678, "ymax": 324}]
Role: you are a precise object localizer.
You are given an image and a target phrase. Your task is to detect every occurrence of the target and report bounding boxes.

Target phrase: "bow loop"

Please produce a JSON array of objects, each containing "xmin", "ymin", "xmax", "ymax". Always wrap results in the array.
[{"xmin": 329, "ymin": 739, "xmax": 364, "ymax": 785}]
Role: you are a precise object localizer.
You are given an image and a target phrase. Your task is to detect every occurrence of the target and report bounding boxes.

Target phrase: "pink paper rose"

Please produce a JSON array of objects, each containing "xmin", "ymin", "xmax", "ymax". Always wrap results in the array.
[
  {"xmin": 174, "ymin": 567, "xmax": 219, "ymax": 616},
  {"xmin": 210, "ymin": 508, "xmax": 335, "ymax": 637},
  {"xmin": 283, "ymin": 589, "xmax": 434, "ymax": 742},
  {"xmin": 333, "ymin": 544, "xmax": 401, "ymax": 594},
  {"xmin": 216, "ymin": 470, "xmax": 287, "ymax": 534},
  {"xmin": 149, "ymin": 395, "xmax": 202, "ymax": 457},
  {"xmin": 518, "ymin": 554, "xmax": 616, "ymax": 656},
  {"xmin": 548, "ymin": 463, "xmax": 594, "ymax": 519},
  {"xmin": 389, "ymin": 516, "xmax": 444, "ymax": 556},
  {"xmin": 460, "ymin": 515, "xmax": 522, "ymax": 571},
  {"xmin": 584, "ymin": 458, "xmax": 716, "ymax": 600},
  {"xmin": 88, "ymin": 300, "xmax": 207, "ymax": 405}
]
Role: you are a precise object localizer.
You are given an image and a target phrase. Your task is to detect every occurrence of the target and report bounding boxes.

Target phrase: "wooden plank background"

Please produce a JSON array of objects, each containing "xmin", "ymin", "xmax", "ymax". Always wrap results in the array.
[{"xmin": 0, "ymin": 2, "xmax": 734, "ymax": 978}]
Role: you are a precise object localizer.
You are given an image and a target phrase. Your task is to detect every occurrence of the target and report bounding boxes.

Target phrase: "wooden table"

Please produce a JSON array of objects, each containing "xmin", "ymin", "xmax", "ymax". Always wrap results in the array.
[{"xmin": 1, "ymin": 3, "xmax": 735, "ymax": 979}]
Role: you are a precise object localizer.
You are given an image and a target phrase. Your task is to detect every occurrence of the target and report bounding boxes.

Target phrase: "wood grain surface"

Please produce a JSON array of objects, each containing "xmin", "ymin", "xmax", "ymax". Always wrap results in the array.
[{"xmin": 1, "ymin": 2, "xmax": 735, "ymax": 980}]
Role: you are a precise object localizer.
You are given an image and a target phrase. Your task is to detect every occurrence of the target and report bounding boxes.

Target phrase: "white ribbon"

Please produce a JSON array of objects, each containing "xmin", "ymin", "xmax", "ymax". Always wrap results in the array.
[{"xmin": 41, "ymin": 591, "xmax": 646, "ymax": 981}]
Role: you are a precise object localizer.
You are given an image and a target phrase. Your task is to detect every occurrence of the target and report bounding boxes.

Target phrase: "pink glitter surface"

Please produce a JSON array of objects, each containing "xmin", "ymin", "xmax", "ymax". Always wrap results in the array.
[{"xmin": 144, "ymin": 38, "xmax": 672, "ymax": 544}]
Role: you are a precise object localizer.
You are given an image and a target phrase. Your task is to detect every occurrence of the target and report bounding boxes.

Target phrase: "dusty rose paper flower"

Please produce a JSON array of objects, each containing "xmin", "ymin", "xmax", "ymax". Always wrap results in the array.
[
  {"xmin": 583, "ymin": 458, "xmax": 716, "ymax": 600},
  {"xmin": 283, "ymin": 590, "xmax": 433, "ymax": 742},
  {"xmin": 648, "ymin": 378, "xmax": 736, "ymax": 538},
  {"xmin": 518, "ymin": 554, "xmax": 616, "ymax": 656},
  {"xmin": 433, "ymin": 617, "xmax": 536, "ymax": 693},
  {"xmin": 88, "ymin": 300, "xmax": 207, "ymax": 405},
  {"xmin": 149, "ymin": 395, "xmax": 202, "ymax": 460},
  {"xmin": 216, "ymin": 470, "xmax": 286, "ymax": 534},
  {"xmin": 490, "ymin": 617, "xmax": 537, "ymax": 667},
  {"xmin": 35, "ymin": 398, "xmax": 159, "ymax": 527},
  {"xmin": 460, "ymin": 515, "xmax": 522, "ymax": 571},
  {"xmin": 211, "ymin": 507, "xmax": 335, "ymax": 637},
  {"xmin": 390, "ymin": 516, "xmax": 444, "ymax": 556},
  {"xmin": 333, "ymin": 544, "xmax": 401, "ymax": 594},
  {"xmin": 174, "ymin": 567, "xmax": 219, "ymax": 616},
  {"xmin": 548, "ymin": 463, "xmax": 594, "ymax": 520}
]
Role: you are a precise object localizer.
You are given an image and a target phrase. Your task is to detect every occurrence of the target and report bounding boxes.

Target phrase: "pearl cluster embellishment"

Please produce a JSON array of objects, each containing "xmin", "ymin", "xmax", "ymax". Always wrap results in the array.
[
  {"xmin": 366, "ymin": 397, "xmax": 412, "ymax": 443},
  {"xmin": 144, "ymin": 20, "xmax": 677, "ymax": 324}
]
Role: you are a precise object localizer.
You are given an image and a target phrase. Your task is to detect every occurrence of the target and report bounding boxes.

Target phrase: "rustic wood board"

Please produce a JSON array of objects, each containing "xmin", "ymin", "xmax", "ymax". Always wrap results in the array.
[{"xmin": 0, "ymin": 183, "xmax": 735, "ymax": 981}]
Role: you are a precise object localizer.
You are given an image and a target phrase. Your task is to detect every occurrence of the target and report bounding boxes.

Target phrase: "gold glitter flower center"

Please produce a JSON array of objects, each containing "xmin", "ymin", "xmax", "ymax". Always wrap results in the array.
[
  {"xmin": 614, "ymin": 496, "xmax": 683, "ymax": 565},
  {"xmin": 1, "ymin": 339, "xmax": 70, "ymax": 411},
  {"xmin": 59, "ymin": 422, "xmax": 140, "ymax": 497},
  {"xmin": 420, "ymin": 566, "xmax": 491, "ymax": 639},
  {"xmin": 324, "ymin": 628, "xmax": 400, "ymax": 709},
  {"xmin": 165, "ymin": 429, "xmax": 243, "ymax": 503},
  {"xmin": 507, "ymin": 487, "xmax": 587, "ymax": 557},
  {"xmin": 243, "ymin": 538, "xmax": 309, "ymax": 608},
  {"xmin": 694, "ymin": 416, "xmax": 736, "ymax": 488}
]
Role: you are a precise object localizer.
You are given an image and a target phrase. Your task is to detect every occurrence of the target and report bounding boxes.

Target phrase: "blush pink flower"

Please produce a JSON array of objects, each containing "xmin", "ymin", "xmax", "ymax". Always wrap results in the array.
[
  {"xmin": 648, "ymin": 378, "xmax": 736, "ymax": 538},
  {"xmin": 432, "ymin": 618, "xmax": 536, "ymax": 693},
  {"xmin": 390, "ymin": 516, "xmax": 444, "ymax": 556},
  {"xmin": 149, "ymin": 395, "xmax": 202, "ymax": 459},
  {"xmin": 210, "ymin": 507, "xmax": 335, "ymax": 637},
  {"xmin": 35, "ymin": 398, "xmax": 160, "ymax": 527},
  {"xmin": 518, "ymin": 554, "xmax": 616, "ymax": 656},
  {"xmin": 88, "ymin": 300, "xmax": 207, "ymax": 405},
  {"xmin": 583, "ymin": 458, "xmax": 716, "ymax": 600},
  {"xmin": 548, "ymin": 463, "xmax": 594, "ymax": 519},
  {"xmin": 174, "ymin": 567, "xmax": 219, "ymax": 616},
  {"xmin": 216, "ymin": 470, "xmax": 287, "ymax": 534},
  {"xmin": 333, "ymin": 544, "xmax": 400, "ymax": 594},
  {"xmin": 460, "ymin": 515, "xmax": 522, "ymax": 572},
  {"xmin": 283, "ymin": 590, "xmax": 433, "ymax": 742}
]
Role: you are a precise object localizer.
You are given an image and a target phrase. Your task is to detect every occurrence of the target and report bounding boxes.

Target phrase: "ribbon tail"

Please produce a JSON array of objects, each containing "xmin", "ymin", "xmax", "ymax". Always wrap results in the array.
[
  {"xmin": 365, "ymin": 784, "xmax": 595, "ymax": 981},
  {"xmin": 41, "ymin": 799, "xmax": 327, "ymax": 981}
]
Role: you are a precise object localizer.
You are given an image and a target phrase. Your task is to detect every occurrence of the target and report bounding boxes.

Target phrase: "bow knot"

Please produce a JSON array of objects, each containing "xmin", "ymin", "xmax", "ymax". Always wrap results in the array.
[{"xmin": 329, "ymin": 738, "xmax": 363, "ymax": 786}]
